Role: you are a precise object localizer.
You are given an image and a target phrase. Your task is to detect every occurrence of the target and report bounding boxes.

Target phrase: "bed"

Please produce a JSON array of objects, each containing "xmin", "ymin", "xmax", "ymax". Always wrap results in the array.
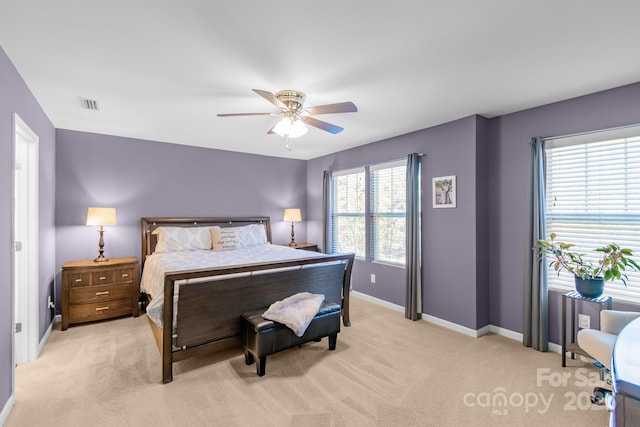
[{"xmin": 140, "ymin": 217, "xmax": 355, "ymax": 383}]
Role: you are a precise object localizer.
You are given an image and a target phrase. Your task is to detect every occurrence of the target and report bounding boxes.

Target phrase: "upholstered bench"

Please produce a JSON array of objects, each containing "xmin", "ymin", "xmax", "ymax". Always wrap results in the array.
[{"xmin": 240, "ymin": 300, "xmax": 341, "ymax": 376}]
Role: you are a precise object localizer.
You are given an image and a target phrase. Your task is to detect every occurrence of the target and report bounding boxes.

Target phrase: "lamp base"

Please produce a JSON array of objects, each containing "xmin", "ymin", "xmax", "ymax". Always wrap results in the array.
[
  {"xmin": 289, "ymin": 222, "xmax": 297, "ymax": 247},
  {"xmin": 94, "ymin": 226, "xmax": 109, "ymax": 262}
]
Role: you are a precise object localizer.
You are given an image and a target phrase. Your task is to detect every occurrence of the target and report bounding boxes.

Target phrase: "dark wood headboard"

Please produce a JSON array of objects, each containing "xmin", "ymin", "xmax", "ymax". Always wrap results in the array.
[{"xmin": 140, "ymin": 217, "xmax": 271, "ymax": 266}]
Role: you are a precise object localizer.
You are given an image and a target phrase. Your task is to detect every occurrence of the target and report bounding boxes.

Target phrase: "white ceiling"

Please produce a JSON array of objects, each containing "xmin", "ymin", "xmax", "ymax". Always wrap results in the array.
[{"xmin": 2, "ymin": 1, "xmax": 640, "ymax": 160}]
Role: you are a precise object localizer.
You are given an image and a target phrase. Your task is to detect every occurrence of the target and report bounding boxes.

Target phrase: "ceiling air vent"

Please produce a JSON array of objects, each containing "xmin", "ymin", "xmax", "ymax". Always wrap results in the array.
[{"xmin": 80, "ymin": 97, "xmax": 100, "ymax": 111}]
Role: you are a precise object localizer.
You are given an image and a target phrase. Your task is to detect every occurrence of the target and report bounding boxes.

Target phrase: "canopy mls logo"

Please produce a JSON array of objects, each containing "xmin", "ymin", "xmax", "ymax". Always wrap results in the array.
[
  {"xmin": 463, "ymin": 367, "xmax": 607, "ymax": 416},
  {"xmin": 463, "ymin": 388, "xmax": 553, "ymax": 415}
]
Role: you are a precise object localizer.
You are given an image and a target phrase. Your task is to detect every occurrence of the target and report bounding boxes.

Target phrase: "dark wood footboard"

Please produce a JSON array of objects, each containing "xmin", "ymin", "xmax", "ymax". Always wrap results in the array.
[{"xmin": 159, "ymin": 253, "xmax": 354, "ymax": 383}]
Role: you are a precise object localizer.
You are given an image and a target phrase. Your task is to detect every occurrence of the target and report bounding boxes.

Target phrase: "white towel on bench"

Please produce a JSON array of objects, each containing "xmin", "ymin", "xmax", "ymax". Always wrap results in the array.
[{"xmin": 263, "ymin": 292, "xmax": 325, "ymax": 337}]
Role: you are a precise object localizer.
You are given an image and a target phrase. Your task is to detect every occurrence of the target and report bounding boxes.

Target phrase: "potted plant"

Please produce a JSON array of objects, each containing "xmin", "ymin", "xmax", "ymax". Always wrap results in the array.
[{"xmin": 536, "ymin": 233, "xmax": 640, "ymax": 298}]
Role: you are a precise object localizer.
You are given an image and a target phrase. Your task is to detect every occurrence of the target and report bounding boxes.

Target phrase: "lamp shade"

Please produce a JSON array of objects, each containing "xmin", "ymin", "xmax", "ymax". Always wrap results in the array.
[
  {"xmin": 86, "ymin": 207, "xmax": 117, "ymax": 226},
  {"xmin": 273, "ymin": 117, "xmax": 308, "ymax": 138},
  {"xmin": 283, "ymin": 208, "xmax": 302, "ymax": 222}
]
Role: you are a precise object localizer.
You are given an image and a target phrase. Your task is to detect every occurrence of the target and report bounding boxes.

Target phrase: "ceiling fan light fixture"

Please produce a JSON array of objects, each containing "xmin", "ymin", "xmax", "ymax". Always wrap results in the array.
[
  {"xmin": 218, "ymin": 89, "xmax": 356, "ymax": 138},
  {"xmin": 273, "ymin": 116, "xmax": 308, "ymax": 138}
]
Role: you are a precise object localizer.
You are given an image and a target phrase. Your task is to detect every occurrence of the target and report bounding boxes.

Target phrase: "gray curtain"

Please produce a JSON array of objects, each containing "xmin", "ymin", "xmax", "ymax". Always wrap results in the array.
[
  {"xmin": 405, "ymin": 153, "xmax": 422, "ymax": 320},
  {"xmin": 322, "ymin": 170, "xmax": 333, "ymax": 254},
  {"xmin": 523, "ymin": 137, "xmax": 548, "ymax": 351}
]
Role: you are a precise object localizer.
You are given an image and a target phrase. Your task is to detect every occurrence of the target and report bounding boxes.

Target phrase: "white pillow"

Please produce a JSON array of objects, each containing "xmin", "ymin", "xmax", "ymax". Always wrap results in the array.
[
  {"xmin": 210, "ymin": 227, "xmax": 242, "ymax": 251},
  {"xmin": 236, "ymin": 224, "xmax": 268, "ymax": 247},
  {"xmin": 152, "ymin": 226, "xmax": 215, "ymax": 253}
]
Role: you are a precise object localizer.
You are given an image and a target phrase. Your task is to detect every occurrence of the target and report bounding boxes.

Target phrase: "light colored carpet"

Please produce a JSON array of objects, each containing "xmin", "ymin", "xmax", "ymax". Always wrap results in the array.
[{"xmin": 7, "ymin": 296, "xmax": 610, "ymax": 426}]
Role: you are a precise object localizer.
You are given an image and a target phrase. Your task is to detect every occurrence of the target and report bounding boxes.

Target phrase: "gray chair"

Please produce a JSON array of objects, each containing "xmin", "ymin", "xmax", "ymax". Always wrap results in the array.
[{"xmin": 577, "ymin": 310, "xmax": 640, "ymax": 403}]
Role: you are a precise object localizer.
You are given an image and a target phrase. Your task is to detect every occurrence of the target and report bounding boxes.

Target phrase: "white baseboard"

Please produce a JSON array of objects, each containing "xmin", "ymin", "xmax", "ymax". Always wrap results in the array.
[
  {"xmin": 0, "ymin": 393, "xmax": 15, "ymax": 427},
  {"xmin": 485, "ymin": 328, "xmax": 562, "ymax": 354},
  {"xmin": 351, "ymin": 291, "xmax": 405, "ymax": 313},
  {"xmin": 37, "ymin": 315, "xmax": 60, "ymax": 358},
  {"xmin": 548, "ymin": 342, "xmax": 562, "ymax": 354},
  {"xmin": 351, "ymin": 291, "xmax": 522, "ymax": 341},
  {"xmin": 489, "ymin": 325, "xmax": 523, "ymax": 342},
  {"xmin": 421, "ymin": 313, "xmax": 489, "ymax": 338}
]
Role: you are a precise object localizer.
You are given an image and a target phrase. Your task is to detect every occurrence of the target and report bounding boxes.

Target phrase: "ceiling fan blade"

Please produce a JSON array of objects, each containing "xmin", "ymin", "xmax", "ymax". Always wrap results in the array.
[
  {"xmin": 304, "ymin": 116, "xmax": 344, "ymax": 134},
  {"xmin": 304, "ymin": 102, "xmax": 357, "ymax": 115},
  {"xmin": 252, "ymin": 89, "xmax": 287, "ymax": 109},
  {"xmin": 217, "ymin": 112, "xmax": 274, "ymax": 117}
]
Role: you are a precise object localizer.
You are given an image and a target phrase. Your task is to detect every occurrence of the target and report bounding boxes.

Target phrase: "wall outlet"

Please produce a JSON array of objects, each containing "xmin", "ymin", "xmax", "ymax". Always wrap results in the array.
[
  {"xmin": 370, "ymin": 274, "xmax": 376, "ymax": 284},
  {"xmin": 578, "ymin": 314, "xmax": 590, "ymax": 329}
]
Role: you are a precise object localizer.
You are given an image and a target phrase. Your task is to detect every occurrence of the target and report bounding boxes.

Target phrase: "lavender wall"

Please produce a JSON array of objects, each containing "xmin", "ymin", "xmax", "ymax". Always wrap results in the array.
[
  {"xmin": 489, "ymin": 81, "xmax": 640, "ymax": 342},
  {"xmin": 308, "ymin": 81, "xmax": 640, "ymax": 341},
  {"xmin": 0, "ymin": 46, "xmax": 55, "ymax": 415},
  {"xmin": 307, "ymin": 115, "xmax": 490, "ymax": 330},
  {"xmin": 55, "ymin": 130, "xmax": 308, "ymax": 302}
]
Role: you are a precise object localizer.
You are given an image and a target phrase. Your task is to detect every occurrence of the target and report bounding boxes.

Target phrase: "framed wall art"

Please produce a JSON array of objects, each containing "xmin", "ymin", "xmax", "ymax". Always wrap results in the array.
[{"xmin": 432, "ymin": 175, "xmax": 456, "ymax": 208}]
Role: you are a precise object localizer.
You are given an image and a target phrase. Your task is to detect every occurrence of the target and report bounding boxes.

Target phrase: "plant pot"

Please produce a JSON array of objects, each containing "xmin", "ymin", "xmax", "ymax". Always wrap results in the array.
[{"xmin": 574, "ymin": 276, "xmax": 605, "ymax": 298}]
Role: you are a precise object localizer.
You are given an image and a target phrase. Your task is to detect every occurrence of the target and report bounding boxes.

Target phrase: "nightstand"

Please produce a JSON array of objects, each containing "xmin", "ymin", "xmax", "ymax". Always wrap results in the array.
[
  {"xmin": 61, "ymin": 256, "xmax": 139, "ymax": 330},
  {"xmin": 285, "ymin": 242, "xmax": 319, "ymax": 252}
]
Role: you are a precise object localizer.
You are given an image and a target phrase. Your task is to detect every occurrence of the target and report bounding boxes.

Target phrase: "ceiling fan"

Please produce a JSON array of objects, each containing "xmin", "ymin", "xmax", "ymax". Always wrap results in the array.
[{"xmin": 217, "ymin": 89, "xmax": 357, "ymax": 138}]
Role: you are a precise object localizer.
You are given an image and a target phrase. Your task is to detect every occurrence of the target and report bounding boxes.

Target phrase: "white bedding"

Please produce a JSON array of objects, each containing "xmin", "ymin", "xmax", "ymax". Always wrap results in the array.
[{"xmin": 141, "ymin": 243, "xmax": 326, "ymax": 327}]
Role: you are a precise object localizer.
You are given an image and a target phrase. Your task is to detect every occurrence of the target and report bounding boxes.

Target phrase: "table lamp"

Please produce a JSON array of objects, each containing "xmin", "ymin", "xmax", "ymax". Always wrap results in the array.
[
  {"xmin": 283, "ymin": 208, "xmax": 302, "ymax": 247},
  {"xmin": 86, "ymin": 207, "xmax": 117, "ymax": 262}
]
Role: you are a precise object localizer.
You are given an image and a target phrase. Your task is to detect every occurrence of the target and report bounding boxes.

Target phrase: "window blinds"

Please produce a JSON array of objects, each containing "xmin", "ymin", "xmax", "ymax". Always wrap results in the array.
[
  {"xmin": 370, "ymin": 160, "xmax": 407, "ymax": 264},
  {"xmin": 331, "ymin": 168, "xmax": 365, "ymax": 257},
  {"xmin": 545, "ymin": 128, "xmax": 640, "ymax": 301}
]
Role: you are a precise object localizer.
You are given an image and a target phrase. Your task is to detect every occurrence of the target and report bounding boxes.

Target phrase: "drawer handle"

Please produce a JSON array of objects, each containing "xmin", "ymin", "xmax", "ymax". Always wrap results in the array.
[
  {"xmin": 95, "ymin": 291, "xmax": 110, "ymax": 296},
  {"xmin": 99, "ymin": 276, "xmax": 107, "ymax": 280},
  {"xmin": 122, "ymin": 273, "xmax": 129, "ymax": 278},
  {"xmin": 95, "ymin": 306, "xmax": 110, "ymax": 311},
  {"xmin": 75, "ymin": 278, "xmax": 83, "ymax": 282}
]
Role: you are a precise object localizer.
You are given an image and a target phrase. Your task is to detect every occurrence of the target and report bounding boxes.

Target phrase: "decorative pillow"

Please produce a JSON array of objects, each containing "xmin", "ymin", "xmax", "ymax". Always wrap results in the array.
[
  {"xmin": 210, "ymin": 227, "xmax": 242, "ymax": 251},
  {"xmin": 152, "ymin": 226, "xmax": 215, "ymax": 253},
  {"xmin": 236, "ymin": 224, "xmax": 268, "ymax": 247}
]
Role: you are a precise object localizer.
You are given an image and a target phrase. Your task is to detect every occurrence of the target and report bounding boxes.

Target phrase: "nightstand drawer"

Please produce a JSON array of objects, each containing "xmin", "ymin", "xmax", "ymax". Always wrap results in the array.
[
  {"xmin": 69, "ymin": 283, "xmax": 132, "ymax": 304},
  {"xmin": 112, "ymin": 268, "xmax": 134, "ymax": 284},
  {"xmin": 68, "ymin": 272, "xmax": 91, "ymax": 288},
  {"xmin": 68, "ymin": 298, "xmax": 132, "ymax": 323},
  {"xmin": 92, "ymin": 270, "xmax": 114, "ymax": 285}
]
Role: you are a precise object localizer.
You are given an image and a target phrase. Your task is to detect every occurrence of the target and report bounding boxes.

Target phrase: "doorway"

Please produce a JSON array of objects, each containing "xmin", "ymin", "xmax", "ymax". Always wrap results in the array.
[{"xmin": 13, "ymin": 113, "xmax": 39, "ymax": 365}]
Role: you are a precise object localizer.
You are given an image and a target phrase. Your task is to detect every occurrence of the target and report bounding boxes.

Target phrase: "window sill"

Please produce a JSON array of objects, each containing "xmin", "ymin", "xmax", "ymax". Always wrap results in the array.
[{"xmin": 371, "ymin": 260, "xmax": 405, "ymax": 269}]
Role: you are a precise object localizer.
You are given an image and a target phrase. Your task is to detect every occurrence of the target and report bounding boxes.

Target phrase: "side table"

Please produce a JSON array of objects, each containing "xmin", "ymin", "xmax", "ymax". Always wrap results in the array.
[
  {"xmin": 562, "ymin": 290, "xmax": 612, "ymax": 367},
  {"xmin": 61, "ymin": 256, "xmax": 139, "ymax": 330},
  {"xmin": 280, "ymin": 242, "xmax": 319, "ymax": 252}
]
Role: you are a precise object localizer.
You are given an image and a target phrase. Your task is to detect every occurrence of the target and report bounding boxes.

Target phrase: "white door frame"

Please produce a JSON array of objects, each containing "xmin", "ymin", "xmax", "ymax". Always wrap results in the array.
[{"xmin": 13, "ymin": 113, "xmax": 39, "ymax": 366}]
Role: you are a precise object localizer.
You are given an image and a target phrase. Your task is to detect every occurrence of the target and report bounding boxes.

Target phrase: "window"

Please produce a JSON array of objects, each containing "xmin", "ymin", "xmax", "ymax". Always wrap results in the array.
[
  {"xmin": 371, "ymin": 160, "xmax": 406, "ymax": 264},
  {"xmin": 544, "ymin": 127, "xmax": 640, "ymax": 302},
  {"xmin": 331, "ymin": 168, "xmax": 365, "ymax": 257},
  {"xmin": 330, "ymin": 160, "xmax": 408, "ymax": 266}
]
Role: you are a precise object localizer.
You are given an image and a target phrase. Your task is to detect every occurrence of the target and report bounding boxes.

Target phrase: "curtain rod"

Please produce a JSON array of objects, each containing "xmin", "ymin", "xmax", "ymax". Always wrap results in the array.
[
  {"xmin": 370, "ymin": 153, "xmax": 425, "ymax": 166},
  {"xmin": 326, "ymin": 153, "xmax": 424, "ymax": 172},
  {"xmin": 540, "ymin": 122, "xmax": 640, "ymax": 142}
]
